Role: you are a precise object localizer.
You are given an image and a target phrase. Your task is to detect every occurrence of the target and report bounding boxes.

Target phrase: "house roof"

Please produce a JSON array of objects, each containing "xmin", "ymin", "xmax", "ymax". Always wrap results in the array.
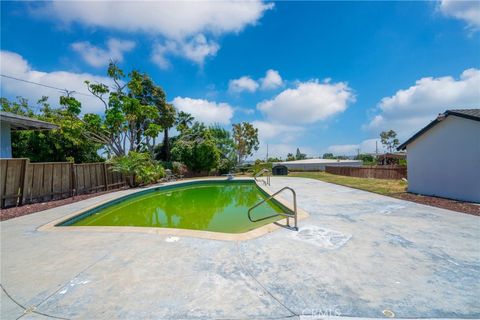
[
  {"xmin": 0, "ymin": 111, "xmax": 59, "ymax": 131},
  {"xmin": 397, "ymin": 109, "xmax": 480, "ymax": 150}
]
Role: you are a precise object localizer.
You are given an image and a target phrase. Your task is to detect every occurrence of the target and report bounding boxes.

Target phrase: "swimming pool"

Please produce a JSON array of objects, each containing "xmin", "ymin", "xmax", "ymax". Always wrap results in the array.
[{"xmin": 59, "ymin": 180, "xmax": 289, "ymax": 233}]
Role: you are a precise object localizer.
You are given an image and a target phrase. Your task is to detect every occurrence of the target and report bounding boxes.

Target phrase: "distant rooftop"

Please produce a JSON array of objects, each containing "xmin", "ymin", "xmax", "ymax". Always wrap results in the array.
[
  {"xmin": 0, "ymin": 111, "xmax": 58, "ymax": 131},
  {"xmin": 275, "ymin": 158, "xmax": 361, "ymax": 164}
]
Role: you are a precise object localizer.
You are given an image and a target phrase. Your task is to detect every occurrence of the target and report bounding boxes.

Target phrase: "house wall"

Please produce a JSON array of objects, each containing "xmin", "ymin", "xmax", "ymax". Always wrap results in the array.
[
  {"xmin": 0, "ymin": 122, "xmax": 12, "ymax": 158},
  {"xmin": 407, "ymin": 115, "xmax": 480, "ymax": 203}
]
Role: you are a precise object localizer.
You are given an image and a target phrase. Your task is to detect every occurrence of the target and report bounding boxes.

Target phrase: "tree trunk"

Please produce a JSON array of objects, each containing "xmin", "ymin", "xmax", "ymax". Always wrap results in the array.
[{"xmin": 162, "ymin": 128, "xmax": 170, "ymax": 161}]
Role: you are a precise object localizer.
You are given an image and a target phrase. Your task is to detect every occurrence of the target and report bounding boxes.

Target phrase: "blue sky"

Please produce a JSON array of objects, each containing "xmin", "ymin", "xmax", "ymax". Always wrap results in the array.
[{"xmin": 1, "ymin": 1, "xmax": 479, "ymax": 158}]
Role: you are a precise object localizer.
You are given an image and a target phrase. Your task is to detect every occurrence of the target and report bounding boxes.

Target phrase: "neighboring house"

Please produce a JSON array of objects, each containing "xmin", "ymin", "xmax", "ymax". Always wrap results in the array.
[
  {"xmin": 0, "ymin": 111, "xmax": 58, "ymax": 158},
  {"xmin": 398, "ymin": 109, "xmax": 480, "ymax": 203},
  {"xmin": 273, "ymin": 158, "xmax": 362, "ymax": 171}
]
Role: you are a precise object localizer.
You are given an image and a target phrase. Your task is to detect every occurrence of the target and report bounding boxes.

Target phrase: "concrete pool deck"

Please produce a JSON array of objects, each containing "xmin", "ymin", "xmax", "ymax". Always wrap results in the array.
[{"xmin": 1, "ymin": 177, "xmax": 479, "ymax": 319}]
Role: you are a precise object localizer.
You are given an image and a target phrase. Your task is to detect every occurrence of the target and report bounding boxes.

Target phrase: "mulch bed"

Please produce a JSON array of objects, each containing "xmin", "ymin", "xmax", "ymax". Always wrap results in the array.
[
  {"xmin": 0, "ymin": 188, "xmax": 127, "ymax": 222},
  {"xmin": 393, "ymin": 193, "xmax": 480, "ymax": 217}
]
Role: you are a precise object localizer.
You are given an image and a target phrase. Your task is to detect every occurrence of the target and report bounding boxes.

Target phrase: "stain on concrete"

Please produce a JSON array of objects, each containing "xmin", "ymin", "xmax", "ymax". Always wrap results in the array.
[{"xmin": 289, "ymin": 225, "xmax": 351, "ymax": 250}]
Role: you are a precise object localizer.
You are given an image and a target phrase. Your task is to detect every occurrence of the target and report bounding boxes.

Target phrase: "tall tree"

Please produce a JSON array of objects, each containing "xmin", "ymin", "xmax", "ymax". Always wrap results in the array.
[
  {"xmin": 322, "ymin": 153, "xmax": 335, "ymax": 159},
  {"xmin": 175, "ymin": 111, "xmax": 194, "ymax": 133},
  {"xmin": 171, "ymin": 122, "xmax": 219, "ymax": 173},
  {"xmin": 380, "ymin": 130, "xmax": 400, "ymax": 153},
  {"xmin": 128, "ymin": 69, "xmax": 167, "ymax": 156},
  {"xmin": 208, "ymin": 125, "xmax": 236, "ymax": 174},
  {"xmin": 232, "ymin": 122, "xmax": 259, "ymax": 164},
  {"xmin": 158, "ymin": 103, "xmax": 176, "ymax": 161},
  {"xmin": 295, "ymin": 148, "xmax": 307, "ymax": 160},
  {"xmin": 85, "ymin": 62, "xmax": 165, "ymax": 157}
]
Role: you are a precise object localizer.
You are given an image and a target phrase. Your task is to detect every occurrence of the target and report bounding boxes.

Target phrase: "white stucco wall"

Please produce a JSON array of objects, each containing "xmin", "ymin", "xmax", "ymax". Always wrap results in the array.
[
  {"xmin": 406, "ymin": 115, "xmax": 480, "ymax": 203},
  {"xmin": 0, "ymin": 122, "xmax": 12, "ymax": 158}
]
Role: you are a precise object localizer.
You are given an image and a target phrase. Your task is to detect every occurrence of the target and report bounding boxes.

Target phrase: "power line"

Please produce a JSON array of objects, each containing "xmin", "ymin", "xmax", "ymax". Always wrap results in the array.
[{"xmin": 0, "ymin": 74, "xmax": 97, "ymax": 98}]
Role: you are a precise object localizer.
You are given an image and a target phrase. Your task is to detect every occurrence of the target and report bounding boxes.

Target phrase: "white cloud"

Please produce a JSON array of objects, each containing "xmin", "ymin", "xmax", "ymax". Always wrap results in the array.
[
  {"xmin": 71, "ymin": 38, "xmax": 136, "ymax": 68},
  {"xmin": 35, "ymin": 1, "xmax": 273, "ymax": 67},
  {"xmin": 365, "ymin": 68, "xmax": 480, "ymax": 138},
  {"xmin": 247, "ymin": 120, "xmax": 308, "ymax": 159},
  {"xmin": 151, "ymin": 34, "xmax": 220, "ymax": 69},
  {"xmin": 228, "ymin": 69, "xmax": 283, "ymax": 93},
  {"xmin": 0, "ymin": 51, "xmax": 113, "ymax": 114},
  {"xmin": 228, "ymin": 76, "xmax": 259, "ymax": 93},
  {"xmin": 171, "ymin": 97, "xmax": 234, "ymax": 125},
  {"xmin": 260, "ymin": 69, "xmax": 283, "ymax": 90},
  {"xmin": 439, "ymin": 0, "xmax": 480, "ymax": 30},
  {"xmin": 252, "ymin": 120, "xmax": 305, "ymax": 143},
  {"xmin": 257, "ymin": 79, "xmax": 355, "ymax": 125}
]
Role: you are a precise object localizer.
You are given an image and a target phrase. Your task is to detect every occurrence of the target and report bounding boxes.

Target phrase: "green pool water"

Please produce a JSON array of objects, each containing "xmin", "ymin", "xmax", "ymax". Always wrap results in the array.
[{"xmin": 62, "ymin": 181, "xmax": 286, "ymax": 233}]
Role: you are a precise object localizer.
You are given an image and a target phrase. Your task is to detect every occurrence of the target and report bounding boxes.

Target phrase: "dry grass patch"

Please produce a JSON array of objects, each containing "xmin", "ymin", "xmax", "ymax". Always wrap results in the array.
[
  {"xmin": 288, "ymin": 171, "xmax": 479, "ymax": 216},
  {"xmin": 289, "ymin": 171, "xmax": 407, "ymax": 196}
]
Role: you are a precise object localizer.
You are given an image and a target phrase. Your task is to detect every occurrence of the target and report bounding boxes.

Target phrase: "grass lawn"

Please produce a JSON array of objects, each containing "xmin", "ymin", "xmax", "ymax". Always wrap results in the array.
[{"xmin": 288, "ymin": 171, "xmax": 408, "ymax": 196}]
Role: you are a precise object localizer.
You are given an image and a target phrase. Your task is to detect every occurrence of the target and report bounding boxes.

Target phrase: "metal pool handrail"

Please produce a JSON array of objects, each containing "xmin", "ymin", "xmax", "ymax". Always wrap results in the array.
[
  {"xmin": 254, "ymin": 168, "xmax": 271, "ymax": 186},
  {"xmin": 248, "ymin": 186, "xmax": 298, "ymax": 231}
]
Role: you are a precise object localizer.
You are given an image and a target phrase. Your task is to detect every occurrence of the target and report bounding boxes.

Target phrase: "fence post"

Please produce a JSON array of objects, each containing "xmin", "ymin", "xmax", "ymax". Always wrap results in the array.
[
  {"xmin": 70, "ymin": 162, "xmax": 76, "ymax": 199},
  {"xmin": 17, "ymin": 158, "xmax": 28, "ymax": 206},
  {"xmin": 103, "ymin": 162, "xmax": 109, "ymax": 191}
]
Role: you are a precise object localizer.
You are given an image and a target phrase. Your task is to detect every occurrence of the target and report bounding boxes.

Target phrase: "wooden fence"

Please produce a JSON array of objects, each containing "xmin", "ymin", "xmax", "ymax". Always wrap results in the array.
[
  {"xmin": 325, "ymin": 165, "xmax": 407, "ymax": 180},
  {"xmin": 0, "ymin": 159, "xmax": 126, "ymax": 208}
]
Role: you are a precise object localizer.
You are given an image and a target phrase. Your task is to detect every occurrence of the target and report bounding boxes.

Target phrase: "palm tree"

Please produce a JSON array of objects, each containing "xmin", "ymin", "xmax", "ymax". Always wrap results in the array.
[
  {"xmin": 158, "ymin": 103, "xmax": 176, "ymax": 161},
  {"xmin": 176, "ymin": 111, "xmax": 194, "ymax": 132}
]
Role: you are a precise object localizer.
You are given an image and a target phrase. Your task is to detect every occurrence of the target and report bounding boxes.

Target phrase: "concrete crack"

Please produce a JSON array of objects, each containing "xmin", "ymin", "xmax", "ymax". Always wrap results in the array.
[
  {"xmin": 1, "ymin": 284, "xmax": 69, "ymax": 320},
  {"xmin": 3, "ymin": 252, "xmax": 110, "ymax": 320},
  {"xmin": 35, "ymin": 252, "xmax": 110, "ymax": 310},
  {"xmin": 234, "ymin": 242, "xmax": 298, "ymax": 317}
]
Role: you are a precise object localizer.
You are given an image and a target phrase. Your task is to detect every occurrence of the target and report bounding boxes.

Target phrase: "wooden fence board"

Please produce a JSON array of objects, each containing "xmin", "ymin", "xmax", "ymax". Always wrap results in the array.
[
  {"xmin": 325, "ymin": 165, "xmax": 407, "ymax": 180},
  {"xmin": 1, "ymin": 159, "xmax": 27, "ymax": 206},
  {"xmin": 61, "ymin": 164, "xmax": 70, "ymax": 196},
  {"xmin": 43, "ymin": 164, "xmax": 53, "ymax": 201},
  {"xmin": 75, "ymin": 166, "xmax": 84, "ymax": 194},
  {"xmin": 31, "ymin": 164, "xmax": 43, "ymax": 201},
  {"xmin": 52, "ymin": 164, "xmax": 63, "ymax": 200},
  {"xmin": 23, "ymin": 163, "xmax": 33, "ymax": 203},
  {"xmin": 0, "ymin": 159, "xmax": 127, "ymax": 208},
  {"xmin": 0, "ymin": 160, "xmax": 7, "ymax": 205}
]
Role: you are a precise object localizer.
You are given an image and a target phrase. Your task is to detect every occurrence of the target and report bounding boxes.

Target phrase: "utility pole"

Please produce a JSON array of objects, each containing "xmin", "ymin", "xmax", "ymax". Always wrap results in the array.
[
  {"xmin": 266, "ymin": 143, "xmax": 269, "ymax": 162},
  {"xmin": 375, "ymin": 141, "xmax": 378, "ymax": 155}
]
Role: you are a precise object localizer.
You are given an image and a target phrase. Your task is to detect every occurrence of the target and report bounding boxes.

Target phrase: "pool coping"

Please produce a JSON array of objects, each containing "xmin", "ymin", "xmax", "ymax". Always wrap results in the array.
[{"xmin": 37, "ymin": 177, "xmax": 310, "ymax": 241}]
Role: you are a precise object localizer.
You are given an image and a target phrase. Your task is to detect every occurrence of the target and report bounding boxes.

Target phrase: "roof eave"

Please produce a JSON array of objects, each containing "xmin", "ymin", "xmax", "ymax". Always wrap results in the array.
[{"xmin": 0, "ymin": 113, "xmax": 59, "ymax": 131}]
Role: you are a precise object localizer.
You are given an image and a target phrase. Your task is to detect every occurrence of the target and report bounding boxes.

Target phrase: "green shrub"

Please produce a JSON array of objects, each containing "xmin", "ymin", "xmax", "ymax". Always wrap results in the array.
[
  {"xmin": 171, "ymin": 135, "xmax": 219, "ymax": 173},
  {"xmin": 172, "ymin": 161, "xmax": 188, "ymax": 176},
  {"xmin": 252, "ymin": 161, "xmax": 273, "ymax": 175},
  {"xmin": 109, "ymin": 151, "xmax": 164, "ymax": 187},
  {"xmin": 217, "ymin": 158, "xmax": 235, "ymax": 174}
]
